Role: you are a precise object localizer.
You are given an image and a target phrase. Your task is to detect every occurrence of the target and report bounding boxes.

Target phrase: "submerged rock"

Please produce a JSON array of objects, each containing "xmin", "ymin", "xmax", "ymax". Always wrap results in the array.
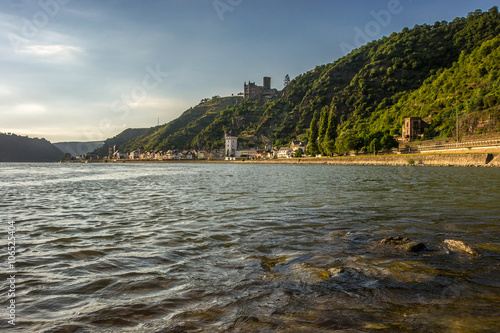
[
  {"xmin": 289, "ymin": 263, "xmax": 331, "ymax": 283},
  {"xmin": 327, "ymin": 267, "xmax": 345, "ymax": 277},
  {"xmin": 258, "ymin": 255, "xmax": 293, "ymax": 272},
  {"xmin": 258, "ymin": 255, "xmax": 345, "ymax": 284},
  {"xmin": 380, "ymin": 236, "xmax": 427, "ymax": 252},
  {"xmin": 329, "ymin": 231, "xmax": 351, "ymax": 238},
  {"xmin": 444, "ymin": 239, "xmax": 480, "ymax": 256}
]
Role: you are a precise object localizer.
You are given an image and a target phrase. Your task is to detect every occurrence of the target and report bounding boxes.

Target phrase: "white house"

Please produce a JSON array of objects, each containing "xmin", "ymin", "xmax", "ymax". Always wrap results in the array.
[
  {"xmin": 290, "ymin": 140, "xmax": 307, "ymax": 153},
  {"xmin": 129, "ymin": 151, "xmax": 139, "ymax": 159},
  {"xmin": 278, "ymin": 147, "xmax": 292, "ymax": 158}
]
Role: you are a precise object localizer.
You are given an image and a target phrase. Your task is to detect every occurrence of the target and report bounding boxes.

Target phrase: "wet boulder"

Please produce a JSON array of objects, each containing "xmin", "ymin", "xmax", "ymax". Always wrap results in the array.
[
  {"xmin": 288, "ymin": 263, "xmax": 332, "ymax": 283},
  {"xmin": 258, "ymin": 255, "xmax": 345, "ymax": 284},
  {"xmin": 380, "ymin": 236, "xmax": 427, "ymax": 252},
  {"xmin": 444, "ymin": 239, "xmax": 480, "ymax": 256}
]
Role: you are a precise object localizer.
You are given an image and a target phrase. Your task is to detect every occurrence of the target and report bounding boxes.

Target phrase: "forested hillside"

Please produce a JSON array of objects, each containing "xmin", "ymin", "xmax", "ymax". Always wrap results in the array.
[
  {"xmin": 0, "ymin": 133, "xmax": 63, "ymax": 162},
  {"xmin": 99, "ymin": 7, "xmax": 500, "ymax": 155},
  {"xmin": 122, "ymin": 96, "xmax": 242, "ymax": 151},
  {"xmin": 372, "ymin": 35, "xmax": 500, "ymax": 140}
]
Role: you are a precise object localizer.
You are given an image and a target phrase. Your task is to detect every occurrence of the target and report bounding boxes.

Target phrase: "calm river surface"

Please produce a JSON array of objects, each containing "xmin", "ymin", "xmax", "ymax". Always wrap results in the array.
[{"xmin": 1, "ymin": 163, "xmax": 499, "ymax": 332}]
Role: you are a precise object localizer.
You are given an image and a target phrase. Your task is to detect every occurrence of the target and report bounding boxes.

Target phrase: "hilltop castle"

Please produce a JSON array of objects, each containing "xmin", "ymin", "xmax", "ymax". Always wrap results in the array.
[{"xmin": 244, "ymin": 77, "xmax": 279, "ymax": 100}]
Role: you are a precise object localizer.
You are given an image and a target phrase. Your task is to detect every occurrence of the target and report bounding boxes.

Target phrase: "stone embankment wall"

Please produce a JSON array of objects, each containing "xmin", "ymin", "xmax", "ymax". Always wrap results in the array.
[{"xmin": 249, "ymin": 153, "xmax": 500, "ymax": 167}]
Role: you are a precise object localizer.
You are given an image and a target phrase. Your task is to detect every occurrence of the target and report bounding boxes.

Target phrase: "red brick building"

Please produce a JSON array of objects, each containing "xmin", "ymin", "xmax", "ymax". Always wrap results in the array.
[{"xmin": 402, "ymin": 117, "xmax": 429, "ymax": 142}]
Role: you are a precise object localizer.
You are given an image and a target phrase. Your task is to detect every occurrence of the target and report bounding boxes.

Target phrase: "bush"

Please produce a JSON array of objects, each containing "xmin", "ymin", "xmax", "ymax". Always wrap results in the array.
[{"xmin": 407, "ymin": 158, "xmax": 415, "ymax": 165}]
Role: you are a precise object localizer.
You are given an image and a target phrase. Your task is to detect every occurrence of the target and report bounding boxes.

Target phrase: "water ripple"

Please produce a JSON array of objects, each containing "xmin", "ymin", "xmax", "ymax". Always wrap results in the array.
[{"xmin": 1, "ymin": 163, "xmax": 499, "ymax": 332}]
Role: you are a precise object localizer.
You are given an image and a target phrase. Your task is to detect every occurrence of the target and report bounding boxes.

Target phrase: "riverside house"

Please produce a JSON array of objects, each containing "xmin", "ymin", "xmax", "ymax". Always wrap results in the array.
[
  {"xmin": 113, "ymin": 151, "xmax": 128, "ymax": 159},
  {"xmin": 290, "ymin": 140, "xmax": 307, "ymax": 153},
  {"xmin": 278, "ymin": 147, "xmax": 293, "ymax": 158}
]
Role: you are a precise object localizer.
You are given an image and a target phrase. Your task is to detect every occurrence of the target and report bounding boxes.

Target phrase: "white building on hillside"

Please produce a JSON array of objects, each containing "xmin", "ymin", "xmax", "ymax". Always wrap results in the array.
[{"xmin": 225, "ymin": 132, "xmax": 237, "ymax": 157}]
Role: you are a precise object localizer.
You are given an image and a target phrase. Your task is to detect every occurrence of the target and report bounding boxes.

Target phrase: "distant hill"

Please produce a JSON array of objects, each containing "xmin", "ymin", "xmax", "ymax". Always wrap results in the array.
[
  {"xmin": 0, "ymin": 133, "xmax": 64, "ymax": 162},
  {"xmin": 53, "ymin": 141, "xmax": 104, "ymax": 157},
  {"xmin": 98, "ymin": 7, "xmax": 500, "ymax": 155},
  {"xmin": 94, "ymin": 128, "xmax": 149, "ymax": 155}
]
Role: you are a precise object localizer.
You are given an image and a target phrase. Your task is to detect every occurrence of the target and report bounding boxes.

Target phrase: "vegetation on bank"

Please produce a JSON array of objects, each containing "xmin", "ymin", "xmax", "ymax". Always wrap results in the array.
[{"xmin": 96, "ymin": 8, "xmax": 500, "ymax": 156}]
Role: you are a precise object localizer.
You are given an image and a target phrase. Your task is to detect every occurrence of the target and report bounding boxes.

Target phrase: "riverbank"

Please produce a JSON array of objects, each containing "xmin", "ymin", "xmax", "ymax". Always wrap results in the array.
[
  {"xmin": 105, "ymin": 152, "xmax": 500, "ymax": 167},
  {"xmin": 246, "ymin": 152, "xmax": 500, "ymax": 167}
]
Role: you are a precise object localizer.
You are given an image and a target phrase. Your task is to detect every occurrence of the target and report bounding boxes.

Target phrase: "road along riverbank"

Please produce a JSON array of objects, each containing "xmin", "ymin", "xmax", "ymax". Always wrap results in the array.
[
  {"xmin": 243, "ymin": 153, "xmax": 500, "ymax": 167},
  {"xmin": 103, "ymin": 152, "xmax": 500, "ymax": 167}
]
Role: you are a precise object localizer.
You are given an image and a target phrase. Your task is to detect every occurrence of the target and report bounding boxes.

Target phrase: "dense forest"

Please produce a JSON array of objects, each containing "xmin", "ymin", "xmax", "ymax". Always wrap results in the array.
[
  {"xmin": 97, "ymin": 8, "xmax": 500, "ymax": 155},
  {"xmin": 0, "ymin": 133, "xmax": 64, "ymax": 162}
]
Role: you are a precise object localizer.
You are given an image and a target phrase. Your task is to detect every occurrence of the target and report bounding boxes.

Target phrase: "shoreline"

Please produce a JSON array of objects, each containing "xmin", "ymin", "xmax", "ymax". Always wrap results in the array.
[{"xmin": 101, "ymin": 152, "xmax": 500, "ymax": 167}]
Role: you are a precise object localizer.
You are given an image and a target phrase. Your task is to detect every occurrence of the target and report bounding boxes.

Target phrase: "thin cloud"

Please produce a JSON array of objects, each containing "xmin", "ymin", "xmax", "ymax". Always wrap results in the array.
[
  {"xmin": 2, "ymin": 103, "xmax": 47, "ymax": 115},
  {"xmin": 0, "ymin": 85, "xmax": 14, "ymax": 96},
  {"xmin": 18, "ymin": 44, "xmax": 82, "ymax": 56}
]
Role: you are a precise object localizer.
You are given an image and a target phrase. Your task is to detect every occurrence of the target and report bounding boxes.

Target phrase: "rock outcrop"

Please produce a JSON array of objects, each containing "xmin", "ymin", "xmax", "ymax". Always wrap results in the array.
[
  {"xmin": 444, "ymin": 239, "xmax": 480, "ymax": 256},
  {"xmin": 380, "ymin": 236, "xmax": 427, "ymax": 252}
]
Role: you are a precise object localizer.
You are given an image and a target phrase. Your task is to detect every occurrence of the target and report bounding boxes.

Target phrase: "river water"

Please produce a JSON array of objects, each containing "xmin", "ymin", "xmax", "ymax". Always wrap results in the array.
[{"xmin": 1, "ymin": 163, "xmax": 499, "ymax": 332}]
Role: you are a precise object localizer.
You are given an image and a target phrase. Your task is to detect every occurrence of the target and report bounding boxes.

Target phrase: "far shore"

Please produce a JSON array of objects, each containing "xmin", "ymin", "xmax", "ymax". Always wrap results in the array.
[{"xmin": 95, "ymin": 151, "xmax": 500, "ymax": 167}]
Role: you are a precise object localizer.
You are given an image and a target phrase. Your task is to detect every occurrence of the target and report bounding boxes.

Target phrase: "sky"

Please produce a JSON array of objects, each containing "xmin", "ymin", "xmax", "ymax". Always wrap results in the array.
[{"xmin": 0, "ymin": 0, "xmax": 498, "ymax": 142}]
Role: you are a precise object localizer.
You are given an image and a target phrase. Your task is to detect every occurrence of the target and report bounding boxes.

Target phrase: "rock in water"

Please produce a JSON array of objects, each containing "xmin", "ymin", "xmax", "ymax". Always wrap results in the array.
[
  {"xmin": 327, "ymin": 267, "xmax": 344, "ymax": 277},
  {"xmin": 380, "ymin": 236, "xmax": 427, "ymax": 252},
  {"xmin": 290, "ymin": 263, "xmax": 331, "ymax": 283},
  {"xmin": 444, "ymin": 239, "xmax": 480, "ymax": 256}
]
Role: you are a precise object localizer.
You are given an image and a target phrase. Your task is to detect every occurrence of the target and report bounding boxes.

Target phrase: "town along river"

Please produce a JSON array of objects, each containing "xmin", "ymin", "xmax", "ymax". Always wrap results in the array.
[{"xmin": 1, "ymin": 163, "xmax": 499, "ymax": 332}]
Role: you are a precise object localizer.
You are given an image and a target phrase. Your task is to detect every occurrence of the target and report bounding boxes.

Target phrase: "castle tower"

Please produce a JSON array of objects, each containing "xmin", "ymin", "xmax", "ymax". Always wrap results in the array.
[
  {"xmin": 225, "ymin": 131, "xmax": 237, "ymax": 157},
  {"xmin": 263, "ymin": 77, "xmax": 271, "ymax": 90},
  {"xmin": 244, "ymin": 81, "xmax": 257, "ymax": 100}
]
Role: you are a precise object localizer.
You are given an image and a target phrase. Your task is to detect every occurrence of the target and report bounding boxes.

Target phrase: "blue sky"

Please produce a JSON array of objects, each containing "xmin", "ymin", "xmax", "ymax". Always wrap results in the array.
[{"xmin": 0, "ymin": 0, "xmax": 498, "ymax": 142}]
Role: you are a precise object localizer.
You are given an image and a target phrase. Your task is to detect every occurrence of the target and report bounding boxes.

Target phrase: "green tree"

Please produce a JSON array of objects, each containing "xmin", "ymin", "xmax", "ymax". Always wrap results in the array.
[
  {"xmin": 323, "ymin": 106, "xmax": 338, "ymax": 155},
  {"xmin": 284, "ymin": 74, "xmax": 291, "ymax": 88},
  {"xmin": 317, "ymin": 106, "xmax": 329, "ymax": 155},
  {"xmin": 307, "ymin": 110, "xmax": 320, "ymax": 155},
  {"xmin": 294, "ymin": 149, "xmax": 303, "ymax": 158},
  {"xmin": 380, "ymin": 133, "xmax": 398, "ymax": 149},
  {"xmin": 335, "ymin": 131, "xmax": 360, "ymax": 154}
]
